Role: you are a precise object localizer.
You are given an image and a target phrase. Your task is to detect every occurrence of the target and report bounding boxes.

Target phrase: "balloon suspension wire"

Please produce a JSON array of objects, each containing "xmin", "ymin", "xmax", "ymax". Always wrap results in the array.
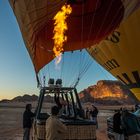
[
  {"xmin": 72, "ymin": 0, "xmax": 122, "ymax": 87},
  {"xmin": 93, "ymin": 1, "xmax": 114, "ymax": 42},
  {"xmin": 85, "ymin": 0, "xmax": 113, "ymax": 69},
  {"xmin": 88, "ymin": 1, "xmax": 131, "ymax": 82},
  {"xmin": 78, "ymin": 0, "xmax": 100, "ymax": 78},
  {"xmin": 102, "ymin": 0, "xmax": 131, "ymax": 39},
  {"xmin": 67, "ymin": 51, "xmax": 83, "ymax": 87},
  {"xmin": 36, "ymin": 1, "xmax": 128, "ymax": 88},
  {"xmin": 78, "ymin": 0, "xmax": 84, "ymax": 76},
  {"xmin": 66, "ymin": 52, "xmax": 76, "ymax": 86},
  {"xmin": 61, "ymin": 53, "xmax": 68, "ymax": 87},
  {"xmin": 71, "ymin": 0, "xmax": 100, "ymax": 88},
  {"xmin": 60, "ymin": 53, "xmax": 64, "ymax": 79},
  {"xmin": 85, "ymin": 0, "xmax": 128, "ymax": 83},
  {"xmin": 37, "ymin": 53, "xmax": 50, "ymax": 88},
  {"xmin": 94, "ymin": 0, "xmax": 131, "ymax": 43},
  {"xmin": 38, "ymin": 64, "xmax": 45, "ymax": 87},
  {"xmin": 87, "ymin": 1, "xmax": 131, "ymax": 81},
  {"xmin": 68, "ymin": 3, "xmax": 84, "ymax": 88}
]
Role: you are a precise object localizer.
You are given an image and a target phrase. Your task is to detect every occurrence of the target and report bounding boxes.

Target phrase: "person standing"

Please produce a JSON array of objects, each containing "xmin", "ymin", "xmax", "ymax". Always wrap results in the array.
[
  {"xmin": 23, "ymin": 104, "xmax": 35, "ymax": 140},
  {"xmin": 46, "ymin": 106, "xmax": 67, "ymax": 140},
  {"xmin": 90, "ymin": 105, "xmax": 99, "ymax": 123},
  {"xmin": 85, "ymin": 107, "xmax": 90, "ymax": 119},
  {"xmin": 135, "ymin": 104, "xmax": 140, "ymax": 111},
  {"xmin": 90, "ymin": 105, "xmax": 98, "ymax": 127},
  {"xmin": 113, "ymin": 109, "xmax": 124, "ymax": 140},
  {"xmin": 122, "ymin": 109, "xmax": 140, "ymax": 140}
]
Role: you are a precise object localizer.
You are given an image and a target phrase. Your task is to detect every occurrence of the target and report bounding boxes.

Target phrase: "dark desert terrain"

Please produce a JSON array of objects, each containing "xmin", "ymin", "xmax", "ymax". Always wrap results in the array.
[{"xmin": 0, "ymin": 102, "xmax": 134, "ymax": 140}]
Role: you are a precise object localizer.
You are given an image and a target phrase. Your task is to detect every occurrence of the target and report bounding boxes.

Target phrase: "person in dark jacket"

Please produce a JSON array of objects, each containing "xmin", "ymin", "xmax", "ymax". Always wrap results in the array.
[
  {"xmin": 23, "ymin": 104, "xmax": 35, "ymax": 140},
  {"xmin": 135, "ymin": 104, "xmax": 140, "ymax": 111},
  {"xmin": 85, "ymin": 107, "xmax": 90, "ymax": 119},
  {"xmin": 90, "ymin": 105, "xmax": 98, "ymax": 118},
  {"xmin": 113, "ymin": 109, "xmax": 124, "ymax": 140},
  {"xmin": 90, "ymin": 105, "xmax": 98, "ymax": 127},
  {"xmin": 122, "ymin": 109, "xmax": 140, "ymax": 140}
]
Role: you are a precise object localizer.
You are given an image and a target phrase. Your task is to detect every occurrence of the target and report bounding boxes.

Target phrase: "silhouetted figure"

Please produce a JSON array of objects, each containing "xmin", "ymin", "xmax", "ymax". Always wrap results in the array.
[
  {"xmin": 85, "ymin": 107, "xmax": 90, "ymax": 119},
  {"xmin": 90, "ymin": 105, "xmax": 98, "ymax": 127},
  {"xmin": 23, "ymin": 104, "xmax": 35, "ymax": 140},
  {"xmin": 113, "ymin": 109, "xmax": 124, "ymax": 140},
  {"xmin": 54, "ymin": 93, "xmax": 62, "ymax": 110},
  {"xmin": 122, "ymin": 109, "xmax": 140, "ymax": 140},
  {"xmin": 135, "ymin": 104, "xmax": 140, "ymax": 111},
  {"xmin": 46, "ymin": 106, "xmax": 67, "ymax": 140}
]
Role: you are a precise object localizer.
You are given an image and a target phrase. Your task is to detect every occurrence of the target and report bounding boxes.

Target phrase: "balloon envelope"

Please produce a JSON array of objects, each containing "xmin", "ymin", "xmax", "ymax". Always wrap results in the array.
[
  {"xmin": 9, "ymin": 0, "xmax": 128, "ymax": 73},
  {"xmin": 87, "ymin": 5, "xmax": 140, "ymax": 100}
]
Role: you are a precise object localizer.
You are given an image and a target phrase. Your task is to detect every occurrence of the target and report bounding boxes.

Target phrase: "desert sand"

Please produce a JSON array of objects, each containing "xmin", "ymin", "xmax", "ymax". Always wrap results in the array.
[{"xmin": 0, "ymin": 103, "xmax": 134, "ymax": 140}]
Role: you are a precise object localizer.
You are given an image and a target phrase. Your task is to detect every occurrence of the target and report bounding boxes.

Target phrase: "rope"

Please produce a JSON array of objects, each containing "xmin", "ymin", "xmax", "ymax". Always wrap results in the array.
[
  {"xmin": 37, "ymin": 1, "xmax": 127, "ymax": 88},
  {"xmin": 93, "ymin": 0, "xmax": 114, "ymax": 42},
  {"xmin": 72, "ymin": 0, "xmax": 101, "ymax": 86},
  {"xmin": 103, "ymin": 0, "xmax": 131, "ymax": 39},
  {"xmin": 78, "ymin": 1, "xmax": 84, "ymax": 76},
  {"xmin": 60, "ymin": 53, "xmax": 64, "ymax": 79},
  {"xmin": 70, "ymin": 1, "xmax": 99, "ymax": 87},
  {"xmin": 84, "ymin": 1, "xmax": 129, "ymax": 82}
]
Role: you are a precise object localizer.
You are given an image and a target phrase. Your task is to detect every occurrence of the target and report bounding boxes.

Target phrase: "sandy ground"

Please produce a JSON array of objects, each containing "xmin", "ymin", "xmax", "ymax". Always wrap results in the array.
[{"xmin": 0, "ymin": 103, "xmax": 133, "ymax": 140}]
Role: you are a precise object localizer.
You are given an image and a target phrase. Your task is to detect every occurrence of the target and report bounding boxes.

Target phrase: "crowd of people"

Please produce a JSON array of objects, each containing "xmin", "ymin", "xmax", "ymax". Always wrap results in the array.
[
  {"xmin": 22, "ymin": 103, "xmax": 98, "ymax": 140},
  {"xmin": 23, "ymin": 102, "xmax": 140, "ymax": 140},
  {"xmin": 23, "ymin": 104, "xmax": 68, "ymax": 140},
  {"xmin": 113, "ymin": 106, "xmax": 140, "ymax": 140}
]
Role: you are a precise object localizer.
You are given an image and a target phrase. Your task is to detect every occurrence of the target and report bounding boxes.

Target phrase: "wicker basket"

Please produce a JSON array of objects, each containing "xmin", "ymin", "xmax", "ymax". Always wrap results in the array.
[
  {"xmin": 35, "ymin": 123, "xmax": 96, "ymax": 140},
  {"xmin": 63, "ymin": 125, "xmax": 96, "ymax": 140}
]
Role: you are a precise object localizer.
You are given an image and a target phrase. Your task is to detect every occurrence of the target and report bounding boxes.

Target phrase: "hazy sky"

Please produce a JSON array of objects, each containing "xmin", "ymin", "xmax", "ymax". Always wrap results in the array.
[{"xmin": 0, "ymin": 0, "xmax": 116, "ymax": 100}]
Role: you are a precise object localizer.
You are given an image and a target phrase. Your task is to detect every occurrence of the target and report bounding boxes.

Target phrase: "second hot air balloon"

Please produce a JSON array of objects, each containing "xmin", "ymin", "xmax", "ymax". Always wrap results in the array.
[{"xmin": 87, "ymin": 2, "xmax": 140, "ymax": 100}]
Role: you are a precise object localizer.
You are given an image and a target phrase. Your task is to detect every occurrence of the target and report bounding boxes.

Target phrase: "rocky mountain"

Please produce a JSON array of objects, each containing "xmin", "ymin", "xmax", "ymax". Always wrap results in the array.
[
  {"xmin": 79, "ymin": 80, "xmax": 138, "ymax": 105},
  {"xmin": 0, "ymin": 80, "xmax": 138, "ymax": 105}
]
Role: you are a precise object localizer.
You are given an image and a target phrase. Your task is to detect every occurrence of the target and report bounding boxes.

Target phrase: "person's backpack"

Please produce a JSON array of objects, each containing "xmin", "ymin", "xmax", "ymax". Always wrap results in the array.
[{"xmin": 123, "ymin": 113, "xmax": 140, "ymax": 135}]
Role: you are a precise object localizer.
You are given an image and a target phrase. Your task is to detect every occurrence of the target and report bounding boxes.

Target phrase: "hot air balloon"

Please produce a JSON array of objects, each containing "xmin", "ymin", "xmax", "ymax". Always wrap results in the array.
[
  {"xmin": 9, "ymin": 0, "xmax": 128, "ymax": 74},
  {"xmin": 9, "ymin": 1, "xmax": 140, "ymax": 140},
  {"xmin": 87, "ymin": 2, "xmax": 140, "ymax": 100}
]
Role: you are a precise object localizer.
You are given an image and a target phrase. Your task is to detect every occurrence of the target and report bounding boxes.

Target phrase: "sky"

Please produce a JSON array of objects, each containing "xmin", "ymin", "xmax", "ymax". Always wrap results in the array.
[{"xmin": 0, "ymin": 0, "xmax": 116, "ymax": 100}]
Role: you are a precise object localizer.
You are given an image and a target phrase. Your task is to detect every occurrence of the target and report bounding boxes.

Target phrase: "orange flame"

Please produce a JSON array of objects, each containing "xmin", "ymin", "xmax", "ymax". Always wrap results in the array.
[{"xmin": 53, "ymin": 4, "xmax": 72, "ymax": 64}]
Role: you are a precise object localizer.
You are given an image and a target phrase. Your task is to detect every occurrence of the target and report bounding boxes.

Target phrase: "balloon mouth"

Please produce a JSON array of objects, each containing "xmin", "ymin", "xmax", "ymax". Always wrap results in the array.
[{"xmin": 67, "ymin": 0, "xmax": 86, "ymax": 5}]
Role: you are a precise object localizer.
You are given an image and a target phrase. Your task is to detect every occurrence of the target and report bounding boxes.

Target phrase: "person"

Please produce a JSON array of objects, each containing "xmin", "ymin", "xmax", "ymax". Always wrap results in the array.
[
  {"xmin": 23, "ymin": 104, "xmax": 35, "ymax": 140},
  {"xmin": 46, "ymin": 106, "xmax": 67, "ymax": 140},
  {"xmin": 90, "ymin": 105, "xmax": 98, "ymax": 128},
  {"xmin": 113, "ymin": 109, "xmax": 124, "ymax": 140},
  {"xmin": 122, "ymin": 109, "xmax": 140, "ymax": 140},
  {"xmin": 135, "ymin": 104, "xmax": 140, "ymax": 111},
  {"xmin": 54, "ymin": 93, "xmax": 62, "ymax": 110},
  {"xmin": 54, "ymin": 93, "xmax": 68, "ymax": 116},
  {"xmin": 85, "ymin": 107, "xmax": 90, "ymax": 119}
]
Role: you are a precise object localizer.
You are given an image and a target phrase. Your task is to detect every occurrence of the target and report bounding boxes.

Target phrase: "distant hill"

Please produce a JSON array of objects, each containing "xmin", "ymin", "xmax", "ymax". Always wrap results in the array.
[
  {"xmin": 12, "ymin": 94, "xmax": 38, "ymax": 102},
  {"xmin": 0, "ymin": 94, "xmax": 54, "ymax": 103},
  {"xmin": 0, "ymin": 80, "xmax": 139, "ymax": 105},
  {"xmin": 79, "ymin": 80, "xmax": 138, "ymax": 105},
  {"xmin": 0, "ymin": 99, "xmax": 11, "ymax": 103}
]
